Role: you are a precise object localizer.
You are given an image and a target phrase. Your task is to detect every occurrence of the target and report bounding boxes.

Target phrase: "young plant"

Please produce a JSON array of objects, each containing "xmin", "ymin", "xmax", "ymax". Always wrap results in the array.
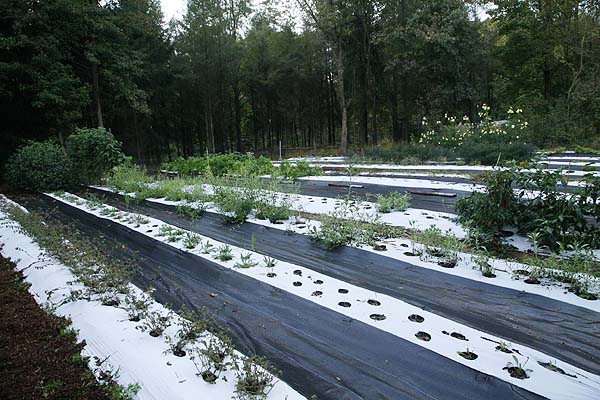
[
  {"xmin": 215, "ymin": 244, "xmax": 233, "ymax": 261},
  {"xmin": 183, "ymin": 232, "xmax": 201, "ymax": 249},
  {"xmin": 137, "ymin": 310, "xmax": 172, "ymax": 337},
  {"xmin": 375, "ymin": 192, "xmax": 411, "ymax": 213},
  {"xmin": 189, "ymin": 334, "xmax": 236, "ymax": 384},
  {"xmin": 503, "ymin": 356, "xmax": 532, "ymax": 379},
  {"xmin": 234, "ymin": 252, "xmax": 258, "ymax": 269},
  {"xmin": 234, "ymin": 356, "xmax": 278, "ymax": 399},
  {"xmin": 200, "ymin": 240, "xmax": 215, "ymax": 254},
  {"xmin": 123, "ymin": 291, "xmax": 153, "ymax": 322}
]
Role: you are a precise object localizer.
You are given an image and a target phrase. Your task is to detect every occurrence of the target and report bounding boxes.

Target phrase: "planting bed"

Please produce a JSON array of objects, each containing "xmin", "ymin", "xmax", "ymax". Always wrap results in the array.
[{"xmin": 2, "ymin": 158, "xmax": 600, "ymax": 400}]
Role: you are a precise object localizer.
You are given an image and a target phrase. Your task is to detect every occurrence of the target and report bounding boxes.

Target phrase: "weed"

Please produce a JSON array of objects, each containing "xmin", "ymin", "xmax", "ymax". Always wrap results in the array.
[
  {"xmin": 374, "ymin": 192, "xmax": 411, "ymax": 213},
  {"xmin": 183, "ymin": 232, "xmax": 201, "ymax": 249}
]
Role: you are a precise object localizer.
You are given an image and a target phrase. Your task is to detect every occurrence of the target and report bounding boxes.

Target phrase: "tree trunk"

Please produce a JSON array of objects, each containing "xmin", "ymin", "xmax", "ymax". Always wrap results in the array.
[
  {"xmin": 91, "ymin": 62, "xmax": 103, "ymax": 128},
  {"xmin": 335, "ymin": 43, "xmax": 348, "ymax": 154}
]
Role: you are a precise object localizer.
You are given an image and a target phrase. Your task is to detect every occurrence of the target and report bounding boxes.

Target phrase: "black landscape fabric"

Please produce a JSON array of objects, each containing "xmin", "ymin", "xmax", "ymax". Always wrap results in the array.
[
  {"xmin": 87, "ymin": 187, "xmax": 600, "ymax": 377},
  {"xmin": 19, "ymin": 193, "xmax": 547, "ymax": 400}
]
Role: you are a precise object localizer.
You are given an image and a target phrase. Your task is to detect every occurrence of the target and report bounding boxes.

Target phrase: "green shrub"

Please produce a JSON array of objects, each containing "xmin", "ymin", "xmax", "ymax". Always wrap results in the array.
[
  {"xmin": 457, "ymin": 165, "xmax": 600, "ymax": 250},
  {"xmin": 458, "ymin": 139, "xmax": 535, "ymax": 166},
  {"xmin": 375, "ymin": 192, "xmax": 411, "ymax": 213},
  {"xmin": 67, "ymin": 128, "xmax": 126, "ymax": 184},
  {"xmin": 277, "ymin": 160, "xmax": 322, "ymax": 179},
  {"xmin": 360, "ymin": 144, "xmax": 456, "ymax": 164},
  {"xmin": 162, "ymin": 153, "xmax": 274, "ymax": 177},
  {"xmin": 5, "ymin": 140, "xmax": 73, "ymax": 191}
]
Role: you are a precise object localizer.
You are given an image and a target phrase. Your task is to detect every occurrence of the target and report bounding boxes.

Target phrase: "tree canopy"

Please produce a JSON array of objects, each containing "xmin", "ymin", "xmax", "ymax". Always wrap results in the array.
[{"xmin": 1, "ymin": 0, "xmax": 599, "ymax": 163}]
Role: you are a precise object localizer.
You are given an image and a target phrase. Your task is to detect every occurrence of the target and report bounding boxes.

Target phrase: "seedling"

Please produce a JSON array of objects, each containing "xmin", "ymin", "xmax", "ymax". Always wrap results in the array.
[
  {"xmin": 263, "ymin": 256, "xmax": 277, "ymax": 269},
  {"xmin": 215, "ymin": 244, "xmax": 233, "ymax": 261},
  {"xmin": 200, "ymin": 240, "xmax": 215, "ymax": 254},
  {"xmin": 504, "ymin": 356, "xmax": 532, "ymax": 379},
  {"xmin": 183, "ymin": 232, "xmax": 201, "ymax": 249},
  {"xmin": 190, "ymin": 334, "xmax": 236, "ymax": 384},
  {"xmin": 234, "ymin": 356, "xmax": 278, "ymax": 399},
  {"xmin": 137, "ymin": 310, "xmax": 172, "ymax": 337},
  {"xmin": 234, "ymin": 252, "xmax": 258, "ymax": 269}
]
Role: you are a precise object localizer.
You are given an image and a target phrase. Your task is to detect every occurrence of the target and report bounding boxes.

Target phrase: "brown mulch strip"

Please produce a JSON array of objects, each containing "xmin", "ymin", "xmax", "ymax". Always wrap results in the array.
[{"xmin": 0, "ymin": 254, "xmax": 111, "ymax": 400}]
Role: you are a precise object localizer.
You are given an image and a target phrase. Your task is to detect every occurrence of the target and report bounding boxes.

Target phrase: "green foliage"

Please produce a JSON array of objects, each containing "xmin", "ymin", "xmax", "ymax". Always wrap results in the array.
[
  {"xmin": 419, "ymin": 105, "xmax": 535, "ymax": 165},
  {"xmin": 66, "ymin": 128, "xmax": 127, "ymax": 184},
  {"xmin": 360, "ymin": 144, "xmax": 456, "ymax": 164},
  {"xmin": 309, "ymin": 198, "xmax": 383, "ymax": 249},
  {"xmin": 375, "ymin": 192, "xmax": 411, "ymax": 213},
  {"xmin": 457, "ymin": 165, "xmax": 600, "ymax": 250},
  {"xmin": 277, "ymin": 160, "xmax": 322, "ymax": 180},
  {"xmin": 5, "ymin": 140, "xmax": 73, "ymax": 191},
  {"xmin": 162, "ymin": 153, "xmax": 274, "ymax": 177}
]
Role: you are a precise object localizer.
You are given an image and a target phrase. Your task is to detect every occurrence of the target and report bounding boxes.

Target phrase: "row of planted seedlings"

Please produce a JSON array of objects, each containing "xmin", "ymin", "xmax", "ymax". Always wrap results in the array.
[
  {"xmin": 0, "ymin": 200, "xmax": 282, "ymax": 400},
  {"xmin": 46, "ymin": 192, "xmax": 599, "ymax": 391},
  {"xmin": 103, "ymin": 164, "xmax": 600, "ymax": 300}
]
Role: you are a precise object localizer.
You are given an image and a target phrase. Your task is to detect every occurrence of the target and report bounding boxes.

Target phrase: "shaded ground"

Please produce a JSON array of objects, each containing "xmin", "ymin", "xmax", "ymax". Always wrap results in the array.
[{"xmin": 0, "ymin": 254, "xmax": 110, "ymax": 400}]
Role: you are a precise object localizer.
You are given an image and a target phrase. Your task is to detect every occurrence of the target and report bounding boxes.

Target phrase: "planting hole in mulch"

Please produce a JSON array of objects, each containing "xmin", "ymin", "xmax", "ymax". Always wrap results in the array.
[
  {"xmin": 428, "ymin": 249, "xmax": 445, "ymax": 258},
  {"xmin": 496, "ymin": 345, "xmax": 513, "ymax": 354},
  {"xmin": 267, "ymin": 272, "xmax": 276, "ymax": 278},
  {"xmin": 500, "ymin": 230, "xmax": 515, "ymax": 237},
  {"xmin": 152, "ymin": 224, "xmax": 158, "ymax": 227},
  {"xmin": 314, "ymin": 279, "xmax": 323, "ymax": 284},
  {"xmin": 426, "ymin": 216, "xmax": 435, "ymax": 219},
  {"xmin": 338, "ymin": 302, "xmax": 351, "ymax": 308},
  {"xmin": 404, "ymin": 252, "xmax": 416, "ymax": 257},
  {"xmin": 408, "ymin": 314, "xmax": 424, "ymax": 323},
  {"xmin": 293, "ymin": 269, "xmax": 302, "ymax": 276},
  {"xmin": 370, "ymin": 314, "xmax": 386, "ymax": 321},
  {"xmin": 201, "ymin": 370, "xmax": 218, "ymax": 383},
  {"xmin": 400, "ymin": 243, "xmax": 409, "ymax": 248},
  {"xmin": 293, "ymin": 281, "xmax": 302, "ymax": 287},
  {"xmin": 146, "ymin": 229, "xmax": 153, "ymax": 233},
  {"xmin": 312, "ymin": 291, "xmax": 323, "ymax": 297},
  {"xmin": 367, "ymin": 299, "xmax": 381, "ymax": 306},
  {"xmin": 437, "ymin": 260, "xmax": 457, "ymax": 268},
  {"xmin": 415, "ymin": 331, "xmax": 431, "ymax": 341},
  {"xmin": 450, "ymin": 332, "xmax": 468, "ymax": 341},
  {"xmin": 514, "ymin": 269, "xmax": 530, "ymax": 276},
  {"xmin": 338, "ymin": 288, "xmax": 349, "ymax": 294},
  {"xmin": 525, "ymin": 277, "xmax": 540, "ymax": 285},
  {"xmin": 503, "ymin": 366, "xmax": 529, "ymax": 379},
  {"xmin": 538, "ymin": 361, "xmax": 576, "ymax": 378},
  {"xmin": 173, "ymin": 349, "xmax": 186, "ymax": 357},
  {"xmin": 458, "ymin": 351, "xmax": 478, "ymax": 360},
  {"xmin": 373, "ymin": 244, "xmax": 387, "ymax": 251}
]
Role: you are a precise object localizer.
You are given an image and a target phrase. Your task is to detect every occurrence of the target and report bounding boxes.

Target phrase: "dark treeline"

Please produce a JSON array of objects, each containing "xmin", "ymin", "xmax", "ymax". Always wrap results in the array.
[{"xmin": 1, "ymin": 0, "xmax": 599, "ymax": 163}]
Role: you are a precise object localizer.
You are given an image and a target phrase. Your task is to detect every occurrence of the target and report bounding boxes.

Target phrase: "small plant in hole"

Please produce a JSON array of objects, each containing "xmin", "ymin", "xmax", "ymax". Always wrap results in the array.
[
  {"xmin": 200, "ymin": 240, "xmax": 215, "ymax": 254},
  {"xmin": 183, "ymin": 232, "xmax": 201, "ymax": 249},
  {"xmin": 234, "ymin": 355, "xmax": 278, "ymax": 399},
  {"xmin": 137, "ymin": 310, "xmax": 172, "ymax": 337},
  {"xmin": 189, "ymin": 334, "xmax": 236, "ymax": 384},
  {"xmin": 503, "ymin": 355, "xmax": 532, "ymax": 379},
  {"xmin": 215, "ymin": 244, "xmax": 233, "ymax": 261},
  {"xmin": 495, "ymin": 341, "xmax": 513, "ymax": 354},
  {"xmin": 457, "ymin": 348, "xmax": 478, "ymax": 360},
  {"xmin": 123, "ymin": 291, "xmax": 153, "ymax": 322},
  {"xmin": 234, "ymin": 252, "xmax": 258, "ymax": 269},
  {"xmin": 474, "ymin": 254, "xmax": 495, "ymax": 278},
  {"xmin": 263, "ymin": 256, "xmax": 277, "ymax": 269}
]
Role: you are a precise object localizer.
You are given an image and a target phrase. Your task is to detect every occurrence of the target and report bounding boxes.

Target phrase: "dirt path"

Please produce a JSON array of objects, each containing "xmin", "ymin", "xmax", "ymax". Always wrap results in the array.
[{"xmin": 0, "ymin": 254, "xmax": 110, "ymax": 400}]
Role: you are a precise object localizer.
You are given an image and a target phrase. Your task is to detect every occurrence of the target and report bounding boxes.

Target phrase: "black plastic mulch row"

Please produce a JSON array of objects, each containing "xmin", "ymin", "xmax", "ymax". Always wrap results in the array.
[
  {"xmin": 86, "ymin": 187, "xmax": 600, "ymax": 377},
  {"xmin": 21, "ymin": 194, "xmax": 544, "ymax": 400}
]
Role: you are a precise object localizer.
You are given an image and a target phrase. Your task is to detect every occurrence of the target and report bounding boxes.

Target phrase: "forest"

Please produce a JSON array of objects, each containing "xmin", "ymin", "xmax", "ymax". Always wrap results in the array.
[{"xmin": 1, "ymin": 0, "xmax": 599, "ymax": 163}]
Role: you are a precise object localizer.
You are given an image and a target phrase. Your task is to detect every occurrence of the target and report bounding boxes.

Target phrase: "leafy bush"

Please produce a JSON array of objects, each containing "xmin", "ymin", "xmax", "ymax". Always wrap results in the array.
[
  {"xmin": 360, "ymin": 143, "xmax": 456, "ymax": 164},
  {"xmin": 162, "ymin": 153, "xmax": 274, "ymax": 177},
  {"xmin": 458, "ymin": 139, "xmax": 535, "ymax": 165},
  {"xmin": 5, "ymin": 140, "xmax": 73, "ymax": 191},
  {"xmin": 67, "ymin": 128, "xmax": 126, "ymax": 184},
  {"xmin": 277, "ymin": 160, "xmax": 322, "ymax": 179},
  {"xmin": 375, "ymin": 192, "xmax": 411, "ymax": 213},
  {"xmin": 457, "ymin": 165, "xmax": 600, "ymax": 250}
]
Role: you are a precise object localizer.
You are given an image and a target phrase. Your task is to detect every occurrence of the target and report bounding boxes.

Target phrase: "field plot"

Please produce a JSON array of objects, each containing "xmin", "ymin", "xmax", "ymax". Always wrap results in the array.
[{"xmin": 2, "ymin": 154, "xmax": 600, "ymax": 400}]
